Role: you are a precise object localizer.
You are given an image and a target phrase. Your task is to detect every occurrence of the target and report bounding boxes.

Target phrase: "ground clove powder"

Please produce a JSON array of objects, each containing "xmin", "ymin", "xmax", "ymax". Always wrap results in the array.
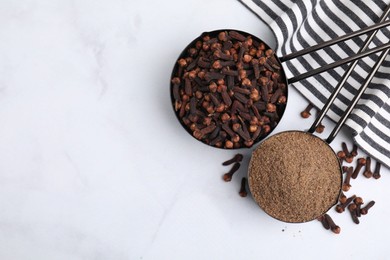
[{"xmin": 249, "ymin": 131, "xmax": 342, "ymax": 223}]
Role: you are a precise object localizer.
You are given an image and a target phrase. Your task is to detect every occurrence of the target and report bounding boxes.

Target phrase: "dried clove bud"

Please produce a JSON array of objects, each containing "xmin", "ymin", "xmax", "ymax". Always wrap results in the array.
[
  {"xmin": 341, "ymin": 142, "xmax": 352, "ymax": 160},
  {"xmin": 341, "ymin": 142, "xmax": 349, "ymax": 154},
  {"xmin": 337, "ymin": 151, "xmax": 346, "ymax": 162},
  {"xmin": 360, "ymin": 201, "xmax": 375, "ymax": 215},
  {"xmin": 229, "ymin": 31, "xmax": 246, "ymax": 41},
  {"xmin": 335, "ymin": 194, "xmax": 356, "ymax": 213},
  {"xmin": 315, "ymin": 122, "xmax": 325, "ymax": 134},
  {"xmin": 342, "ymin": 167, "xmax": 353, "ymax": 192},
  {"xmin": 373, "ymin": 161, "xmax": 381, "ymax": 179},
  {"xmin": 317, "ymin": 215, "xmax": 330, "ymax": 230},
  {"xmin": 354, "ymin": 197, "xmax": 363, "ymax": 218},
  {"xmin": 351, "ymin": 144, "xmax": 358, "ymax": 157},
  {"xmin": 222, "ymin": 154, "xmax": 244, "ymax": 166},
  {"xmin": 223, "ymin": 162, "xmax": 241, "ymax": 182},
  {"xmin": 239, "ymin": 177, "xmax": 248, "ymax": 197},
  {"xmin": 351, "ymin": 158, "xmax": 366, "ymax": 179},
  {"xmin": 300, "ymin": 103, "xmax": 314, "ymax": 118},
  {"xmin": 324, "ymin": 214, "xmax": 341, "ymax": 234},
  {"xmin": 348, "ymin": 203, "xmax": 360, "ymax": 224},
  {"xmin": 362, "ymin": 157, "xmax": 373, "ymax": 178},
  {"xmin": 339, "ymin": 191, "xmax": 347, "ymax": 204}
]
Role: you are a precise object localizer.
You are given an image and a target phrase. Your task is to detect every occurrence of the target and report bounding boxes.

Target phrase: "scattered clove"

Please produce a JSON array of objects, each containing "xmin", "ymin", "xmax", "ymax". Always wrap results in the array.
[
  {"xmin": 239, "ymin": 177, "xmax": 248, "ymax": 197},
  {"xmin": 315, "ymin": 122, "xmax": 325, "ymax": 134},
  {"xmin": 335, "ymin": 194, "xmax": 356, "ymax": 213},
  {"xmin": 348, "ymin": 203, "xmax": 360, "ymax": 224},
  {"xmin": 317, "ymin": 215, "xmax": 330, "ymax": 230},
  {"xmin": 342, "ymin": 142, "xmax": 354, "ymax": 163},
  {"xmin": 354, "ymin": 197, "xmax": 363, "ymax": 218},
  {"xmin": 341, "ymin": 142, "xmax": 350, "ymax": 157},
  {"xmin": 339, "ymin": 191, "xmax": 347, "ymax": 204},
  {"xmin": 351, "ymin": 158, "xmax": 366, "ymax": 179},
  {"xmin": 373, "ymin": 161, "xmax": 381, "ymax": 179},
  {"xmin": 324, "ymin": 214, "xmax": 341, "ymax": 234},
  {"xmin": 344, "ymin": 156, "xmax": 353, "ymax": 164},
  {"xmin": 342, "ymin": 167, "xmax": 353, "ymax": 192},
  {"xmin": 360, "ymin": 201, "xmax": 375, "ymax": 215},
  {"xmin": 300, "ymin": 103, "xmax": 314, "ymax": 118},
  {"xmin": 223, "ymin": 162, "xmax": 241, "ymax": 182},
  {"xmin": 337, "ymin": 151, "xmax": 346, "ymax": 162},
  {"xmin": 363, "ymin": 157, "xmax": 373, "ymax": 178},
  {"xmin": 351, "ymin": 144, "xmax": 358, "ymax": 157},
  {"xmin": 222, "ymin": 153, "xmax": 243, "ymax": 166}
]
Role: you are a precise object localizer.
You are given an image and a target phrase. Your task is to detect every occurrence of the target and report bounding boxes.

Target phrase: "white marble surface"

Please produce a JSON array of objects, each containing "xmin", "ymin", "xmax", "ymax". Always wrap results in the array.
[{"xmin": 0, "ymin": 0, "xmax": 389, "ymax": 259}]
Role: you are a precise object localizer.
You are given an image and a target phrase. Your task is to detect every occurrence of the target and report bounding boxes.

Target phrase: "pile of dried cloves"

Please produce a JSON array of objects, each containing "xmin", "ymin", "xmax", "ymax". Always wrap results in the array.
[{"xmin": 171, "ymin": 30, "xmax": 287, "ymax": 148}]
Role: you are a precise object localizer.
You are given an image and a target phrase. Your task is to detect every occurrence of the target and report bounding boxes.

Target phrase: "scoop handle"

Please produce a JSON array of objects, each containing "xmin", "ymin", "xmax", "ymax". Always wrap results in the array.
[
  {"xmin": 308, "ymin": 3, "xmax": 390, "ymax": 135},
  {"xmin": 326, "ymin": 48, "xmax": 390, "ymax": 144},
  {"xmin": 287, "ymin": 43, "xmax": 390, "ymax": 84},
  {"xmin": 279, "ymin": 19, "xmax": 390, "ymax": 63}
]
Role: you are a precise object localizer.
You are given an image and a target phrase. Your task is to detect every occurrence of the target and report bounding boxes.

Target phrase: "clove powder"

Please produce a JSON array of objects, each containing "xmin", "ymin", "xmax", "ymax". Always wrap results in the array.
[{"xmin": 249, "ymin": 131, "xmax": 342, "ymax": 223}]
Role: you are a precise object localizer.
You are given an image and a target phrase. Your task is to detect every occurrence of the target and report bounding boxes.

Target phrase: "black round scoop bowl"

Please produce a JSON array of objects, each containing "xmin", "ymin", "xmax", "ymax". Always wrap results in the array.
[
  {"xmin": 248, "ymin": 130, "xmax": 343, "ymax": 223},
  {"xmin": 170, "ymin": 29, "xmax": 288, "ymax": 149}
]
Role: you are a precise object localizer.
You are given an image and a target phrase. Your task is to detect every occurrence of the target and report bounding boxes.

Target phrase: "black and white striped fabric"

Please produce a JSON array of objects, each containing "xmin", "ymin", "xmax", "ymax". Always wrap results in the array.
[{"xmin": 240, "ymin": 0, "xmax": 390, "ymax": 168}]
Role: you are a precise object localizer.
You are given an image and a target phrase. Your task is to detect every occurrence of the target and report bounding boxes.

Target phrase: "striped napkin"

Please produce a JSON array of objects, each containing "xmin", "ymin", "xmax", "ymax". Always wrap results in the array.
[{"xmin": 239, "ymin": 0, "xmax": 390, "ymax": 168}]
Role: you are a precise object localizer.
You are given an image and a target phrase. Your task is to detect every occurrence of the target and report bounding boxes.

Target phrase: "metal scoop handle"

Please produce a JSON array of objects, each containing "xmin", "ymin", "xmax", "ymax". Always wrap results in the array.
[
  {"xmin": 278, "ymin": 5, "xmax": 390, "ymax": 84},
  {"xmin": 306, "ymin": 4, "xmax": 390, "ymax": 143},
  {"xmin": 287, "ymin": 42, "xmax": 390, "ymax": 84},
  {"xmin": 309, "ymin": 4, "xmax": 390, "ymax": 134},
  {"xmin": 325, "ymin": 48, "xmax": 389, "ymax": 143},
  {"xmin": 280, "ymin": 19, "xmax": 390, "ymax": 63}
]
